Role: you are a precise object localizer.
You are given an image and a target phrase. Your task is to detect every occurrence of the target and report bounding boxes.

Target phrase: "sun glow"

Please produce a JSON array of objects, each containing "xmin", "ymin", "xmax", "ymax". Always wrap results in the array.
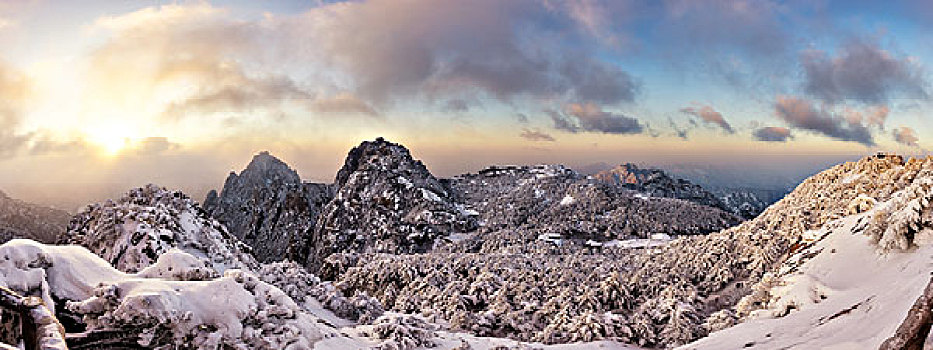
[{"xmin": 83, "ymin": 123, "xmax": 136, "ymax": 156}]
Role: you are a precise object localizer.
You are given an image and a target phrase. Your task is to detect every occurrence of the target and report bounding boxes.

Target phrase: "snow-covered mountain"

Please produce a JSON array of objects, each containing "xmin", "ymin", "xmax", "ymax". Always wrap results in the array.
[
  {"xmin": 10, "ymin": 142, "xmax": 927, "ymax": 349},
  {"xmin": 683, "ymin": 154, "xmax": 933, "ymax": 349},
  {"xmin": 204, "ymin": 151, "xmax": 334, "ymax": 263},
  {"xmin": 444, "ymin": 164, "xmax": 741, "ymax": 250},
  {"xmin": 593, "ymin": 163, "xmax": 776, "ymax": 219},
  {"xmin": 0, "ymin": 189, "xmax": 70, "ymax": 244},
  {"xmin": 325, "ymin": 154, "xmax": 933, "ymax": 348},
  {"xmin": 297, "ymin": 137, "xmax": 478, "ymax": 271},
  {"xmin": 61, "ymin": 184, "xmax": 258, "ymax": 273},
  {"xmin": 594, "ymin": 164, "xmax": 727, "ymax": 210}
]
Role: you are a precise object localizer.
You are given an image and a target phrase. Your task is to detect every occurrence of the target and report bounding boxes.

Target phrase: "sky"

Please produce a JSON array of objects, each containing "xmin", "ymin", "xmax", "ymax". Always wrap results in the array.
[{"xmin": 0, "ymin": 0, "xmax": 930, "ymax": 210}]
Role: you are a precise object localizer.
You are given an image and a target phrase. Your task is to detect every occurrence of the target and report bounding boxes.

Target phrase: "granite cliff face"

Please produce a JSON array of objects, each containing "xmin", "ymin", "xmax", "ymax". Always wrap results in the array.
[
  {"xmin": 0, "ymin": 190, "xmax": 70, "ymax": 244},
  {"xmin": 298, "ymin": 138, "xmax": 477, "ymax": 270},
  {"xmin": 204, "ymin": 152, "xmax": 334, "ymax": 262}
]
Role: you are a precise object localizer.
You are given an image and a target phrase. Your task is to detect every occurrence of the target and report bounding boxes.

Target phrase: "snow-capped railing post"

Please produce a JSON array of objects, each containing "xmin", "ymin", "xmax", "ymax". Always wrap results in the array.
[{"xmin": 0, "ymin": 286, "xmax": 68, "ymax": 350}]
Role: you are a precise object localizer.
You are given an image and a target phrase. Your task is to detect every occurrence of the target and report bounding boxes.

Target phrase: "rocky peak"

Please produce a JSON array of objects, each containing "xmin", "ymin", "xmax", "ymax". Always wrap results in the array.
[
  {"xmin": 334, "ymin": 137, "xmax": 439, "ymax": 190},
  {"xmin": 241, "ymin": 151, "xmax": 302, "ymax": 185},
  {"xmin": 300, "ymin": 138, "xmax": 476, "ymax": 271},
  {"xmin": 205, "ymin": 152, "xmax": 333, "ymax": 263}
]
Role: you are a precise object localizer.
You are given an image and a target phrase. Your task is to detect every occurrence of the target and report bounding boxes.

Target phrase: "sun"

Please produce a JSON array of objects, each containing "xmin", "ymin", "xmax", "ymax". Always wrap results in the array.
[{"xmin": 83, "ymin": 123, "xmax": 136, "ymax": 156}]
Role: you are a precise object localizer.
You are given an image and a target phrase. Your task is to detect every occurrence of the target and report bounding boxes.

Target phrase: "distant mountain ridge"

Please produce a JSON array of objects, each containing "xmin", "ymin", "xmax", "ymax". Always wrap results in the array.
[
  {"xmin": 0, "ymin": 190, "xmax": 70, "ymax": 244},
  {"xmin": 202, "ymin": 139, "xmax": 743, "ymax": 271},
  {"xmin": 594, "ymin": 163, "xmax": 777, "ymax": 218}
]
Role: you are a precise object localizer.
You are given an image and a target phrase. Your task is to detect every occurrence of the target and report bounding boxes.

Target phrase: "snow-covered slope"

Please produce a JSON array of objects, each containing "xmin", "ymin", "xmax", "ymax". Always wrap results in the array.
[
  {"xmin": 0, "ymin": 239, "xmax": 332, "ymax": 349},
  {"xmin": 684, "ymin": 221, "xmax": 931, "ymax": 349},
  {"xmin": 682, "ymin": 155, "xmax": 933, "ymax": 349},
  {"xmin": 62, "ymin": 184, "xmax": 258, "ymax": 273}
]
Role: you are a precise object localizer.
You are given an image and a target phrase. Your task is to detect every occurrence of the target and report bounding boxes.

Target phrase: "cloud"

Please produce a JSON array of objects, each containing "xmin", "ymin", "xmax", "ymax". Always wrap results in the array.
[
  {"xmin": 132, "ymin": 137, "xmax": 180, "ymax": 155},
  {"xmin": 0, "ymin": 63, "xmax": 32, "ymax": 158},
  {"xmin": 668, "ymin": 118, "xmax": 689, "ymax": 140},
  {"xmin": 680, "ymin": 104, "xmax": 735, "ymax": 133},
  {"xmin": 892, "ymin": 126, "xmax": 919, "ymax": 147},
  {"xmin": 657, "ymin": 0, "xmax": 792, "ymax": 91},
  {"xmin": 311, "ymin": 92, "xmax": 378, "ymax": 116},
  {"xmin": 551, "ymin": 102, "xmax": 644, "ymax": 135},
  {"xmin": 801, "ymin": 39, "xmax": 929, "ymax": 104},
  {"xmin": 662, "ymin": 0, "xmax": 788, "ymax": 56},
  {"xmin": 774, "ymin": 95, "xmax": 874, "ymax": 146},
  {"xmin": 161, "ymin": 66, "xmax": 315, "ymax": 120},
  {"xmin": 753, "ymin": 126, "xmax": 792, "ymax": 142},
  {"xmin": 519, "ymin": 128, "xmax": 556, "ymax": 142},
  {"xmin": 841, "ymin": 105, "xmax": 889, "ymax": 129},
  {"xmin": 295, "ymin": 0, "xmax": 640, "ymax": 105},
  {"xmin": 28, "ymin": 137, "xmax": 91, "ymax": 156},
  {"xmin": 442, "ymin": 99, "xmax": 470, "ymax": 113},
  {"xmin": 514, "ymin": 113, "xmax": 530, "ymax": 124},
  {"xmin": 88, "ymin": 3, "xmax": 314, "ymax": 123}
]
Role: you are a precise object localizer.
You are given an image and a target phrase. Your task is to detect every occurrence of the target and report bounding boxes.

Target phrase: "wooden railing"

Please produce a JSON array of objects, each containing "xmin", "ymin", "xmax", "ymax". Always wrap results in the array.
[
  {"xmin": 0, "ymin": 286, "xmax": 68, "ymax": 350},
  {"xmin": 880, "ymin": 276, "xmax": 933, "ymax": 350}
]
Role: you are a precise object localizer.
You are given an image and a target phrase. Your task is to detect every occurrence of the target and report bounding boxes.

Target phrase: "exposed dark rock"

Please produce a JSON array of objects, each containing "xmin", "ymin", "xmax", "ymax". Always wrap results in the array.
[
  {"xmin": 204, "ymin": 151, "xmax": 334, "ymax": 262},
  {"xmin": 880, "ymin": 276, "xmax": 933, "ymax": 350}
]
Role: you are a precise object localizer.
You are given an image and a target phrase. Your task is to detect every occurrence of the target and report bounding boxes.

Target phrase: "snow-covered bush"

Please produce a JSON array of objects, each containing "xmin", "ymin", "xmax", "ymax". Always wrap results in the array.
[
  {"xmin": 366, "ymin": 314, "xmax": 437, "ymax": 350},
  {"xmin": 326, "ymin": 155, "xmax": 933, "ymax": 348}
]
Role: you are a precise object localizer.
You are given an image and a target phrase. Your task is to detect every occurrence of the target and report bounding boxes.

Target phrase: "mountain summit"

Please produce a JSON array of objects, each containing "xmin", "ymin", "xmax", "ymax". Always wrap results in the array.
[
  {"xmin": 298, "ymin": 137, "xmax": 477, "ymax": 270},
  {"xmin": 204, "ymin": 152, "xmax": 333, "ymax": 262}
]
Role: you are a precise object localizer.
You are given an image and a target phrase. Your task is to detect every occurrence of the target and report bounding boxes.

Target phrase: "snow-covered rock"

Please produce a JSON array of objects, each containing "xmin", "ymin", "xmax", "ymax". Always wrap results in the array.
[
  {"xmin": 62, "ymin": 184, "xmax": 258, "ymax": 273},
  {"xmin": 0, "ymin": 239, "xmax": 335, "ymax": 349}
]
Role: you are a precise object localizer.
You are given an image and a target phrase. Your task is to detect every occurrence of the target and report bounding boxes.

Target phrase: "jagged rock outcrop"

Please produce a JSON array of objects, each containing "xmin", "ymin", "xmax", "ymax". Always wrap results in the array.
[
  {"xmin": 297, "ymin": 138, "xmax": 477, "ymax": 270},
  {"xmin": 61, "ymin": 184, "xmax": 258, "ymax": 273},
  {"xmin": 0, "ymin": 190, "xmax": 70, "ymax": 244},
  {"xmin": 204, "ymin": 151, "xmax": 334, "ymax": 262}
]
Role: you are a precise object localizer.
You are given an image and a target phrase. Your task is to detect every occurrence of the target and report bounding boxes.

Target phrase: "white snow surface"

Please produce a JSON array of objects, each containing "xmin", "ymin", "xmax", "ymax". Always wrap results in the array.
[
  {"xmin": 0, "ymin": 239, "xmax": 334, "ymax": 349},
  {"xmin": 0, "ymin": 239, "xmax": 644, "ymax": 350},
  {"xmin": 683, "ymin": 210, "xmax": 933, "ymax": 349}
]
